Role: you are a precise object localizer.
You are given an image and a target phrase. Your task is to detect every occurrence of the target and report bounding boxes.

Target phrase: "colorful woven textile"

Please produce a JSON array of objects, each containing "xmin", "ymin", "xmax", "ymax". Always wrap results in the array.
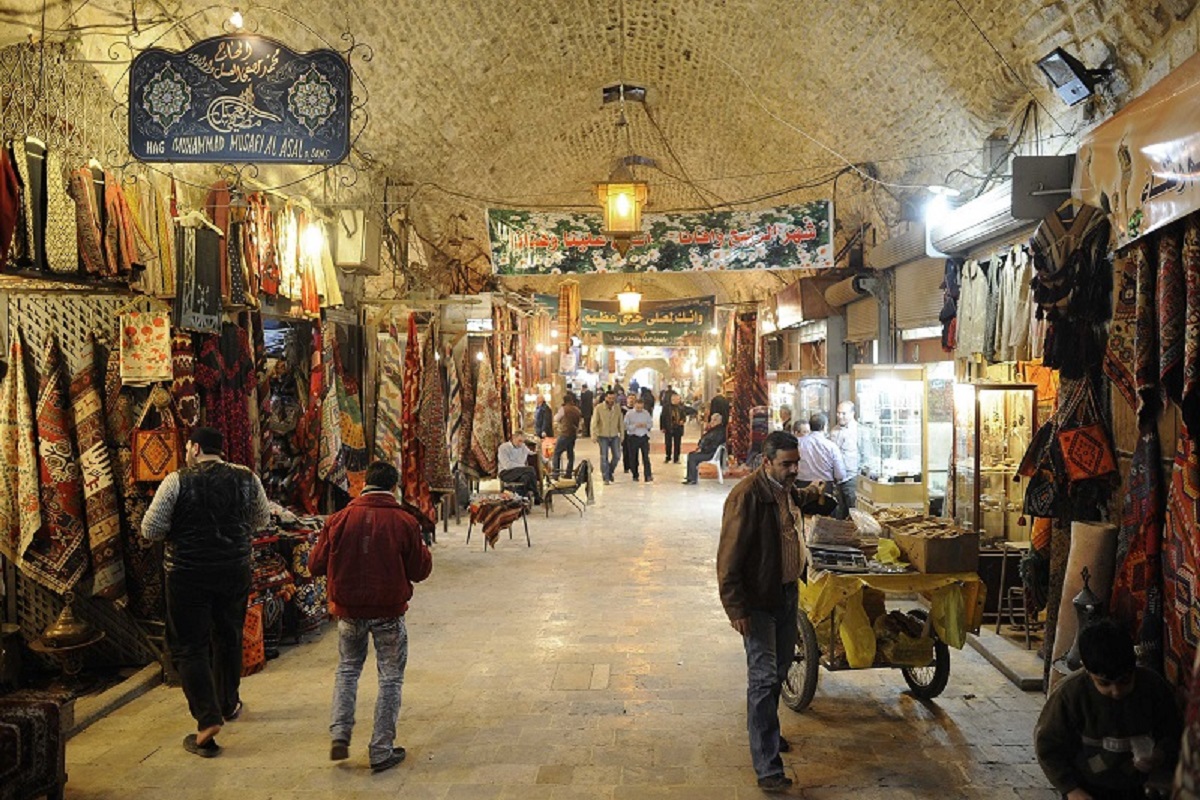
[
  {"xmin": 174, "ymin": 224, "xmax": 222, "ymax": 335},
  {"xmin": 70, "ymin": 337, "xmax": 126, "ymax": 607},
  {"xmin": 1103, "ymin": 250, "xmax": 1138, "ymax": 411},
  {"xmin": 1163, "ymin": 428, "xmax": 1200, "ymax": 687},
  {"xmin": 170, "ymin": 331, "xmax": 199, "ymax": 436},
  {"xmin": 1131, "ymin": 238, "xmax": 1159, "ymax": 410},
  {"xmin": 727, "ymin": 313, "xmax": 763, "ymax": 464},
  {"xmin": 195, "ymin": 325, "xmax": 256, "ymax": 469},
  {"xmin": 295, "ymin": 326, "xmax": 324, "ymax": 515},
  {"xmin": 0, "ymin": 692, "xmax": 68, "ymax": 800},
  {"xmin": 445, "ymin": 345, "xmax": 462, "ymax": 474},
  {"xmin": 25, "ymin": 335, "xmax": 89, "ymax": 594},
  {"xmin": 1184, "ymin": 214, "xmax": 1200, "ymax": 430},
  {"xmin": 470, "ymin": 348, "xmax": 502, "ymax": 478},
  {"xmin": 557, "ymin": 281, "xmax": 581, "ymax": 344},
  {"xmin": 241, "ymin": 603, "xmax": 265, "ymax": 677},
  {"xmin": 1109, "ymin": 423, "xmax": 1164, "ymax": 675},
  {"xmin": 316, "ymin": 324, "xmax": 347, "ymax": 492},
  {"xmin": 468, "ymin": 492, "xmax": 528, "ymax": 547},
  {"xmin": 119, "ymin": 311, "xmax": 172, "ymax": 386},
  {"xmin": 332, "ymin": 339, "xmax": 367, "ymax": 496},
  {"xmin": 1160, "ymin": 223, "xmax": 1186, "ymax": 403},
  {"xmin": 0, "ymin": 333, "xmax": 41, "ymax": 562},
  {"xmin": 1177, "ymin": 642, "xmax": 1200, "ymax": 798},
  {"xmin": 418, "ymin": 325, "xmax": 453, "ymax": 491},
  {"xmin": 456, "ymin": 342, "xmax": 475, "ymax": 471},
  {"xmin": 374, "ymin": 328, "xmax": 404, "ymax": 468},
  {"xmin": 401, "ymin": 314, "xmax": 434, "ymax": 521}
]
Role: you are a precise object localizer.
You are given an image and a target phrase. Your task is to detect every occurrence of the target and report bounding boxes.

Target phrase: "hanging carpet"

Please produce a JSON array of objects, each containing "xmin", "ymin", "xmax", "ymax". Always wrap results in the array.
[
  {"xmin": 24, "ymin": 335, "xmax": 89, "ymax": 594},
  {"xmin": 295, "ymin": 325, "xmax": 324, "ymax": 515},
  {"xmin": 401, "ymin": 314, "xmax": 434, "ymax": 521},
  {"xmin": 171, "ymin": 331, "xmax": 199, "ymax": 438},
  {"xmin": 0, "ymin": 332, "xmax": 41, "ymax": 562},
  {"xmin": 1103, "ymin": 249, "xmax": 1138, "ymax": 411},
  {"xmin": 445, "ymin": 342, "xmax": 462, "ymax": 475},
  {"xmin": 418, "ymin": 324, "xmax": 453, "ymax": 491},
  {"xmin": 470, "ymin": 347, "xmax": 502, "ymax": 478},
  {"xmin": 332, "ymin": 334, "xmax": 367, "ymax": 496},
  {"xmin": 1163, "ymin": 427, "xmax": 1200, "ymax": 688},
  {"xmin": 1184, "ymin": 214, "xmax": 1200, "ymax": 431},
  {"xmin": 316, "ymin": 324, "xmax": 347, "ymax": 493},
  {"xmin": 70, "ymin": 336, "xmax": 126, "ymax": 606},
  {"xmin": 374, "ymin": 326, "xmax": 404, "ymax": 469},
  {"xmin": 728, "ymin": 313, "xmax": 764, "ymax": 465},
  {"xmin": 456, "ymin": 340, "xmax": 475, "ymax": 472},
  {"xmin": 1160, "ymin": 223, "xmax": 1186, "ymax": 403}
]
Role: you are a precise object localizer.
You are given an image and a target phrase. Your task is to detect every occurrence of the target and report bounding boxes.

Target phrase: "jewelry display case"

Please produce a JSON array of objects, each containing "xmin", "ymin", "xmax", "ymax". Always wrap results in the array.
[
  {"xmin": 797, "ymin": 377, "xmax": 833, "ymax": 420},
  {"xmin": 852, "ymin": 364, "xmax": 928, "ymax": 511},
  {"xmin": 952, "ymin": 382, "xmax": 1038, "ymax": 543}
]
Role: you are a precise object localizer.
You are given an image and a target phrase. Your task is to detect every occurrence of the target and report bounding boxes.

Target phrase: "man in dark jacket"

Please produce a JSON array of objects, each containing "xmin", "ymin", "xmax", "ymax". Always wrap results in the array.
[
  {"xmin": 142, "ymin": 427, "xmax": 271, "ymax": 758},
  {"xmin": 716, "ymin": 431, "xmax": 825, "ymax": 793},
  {"xmin": 533, "ymin": 395, "xmax": 553, "ymax": 440},
  {"xmin": 579, "ymin": 386, "xmax": 594, "ymax": 437},
  {"xmin": 682, "ymin": 413, "xmax": 727, "ymax": 484},
  {"xmin": 310, "ymin": 461, "xmax": 433, "ymax": 773}
]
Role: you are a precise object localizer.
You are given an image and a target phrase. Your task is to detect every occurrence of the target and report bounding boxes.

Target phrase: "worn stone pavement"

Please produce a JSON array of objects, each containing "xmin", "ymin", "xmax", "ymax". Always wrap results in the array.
[{"xmin": 64, "ymin": 435, "xmax": 1058, "ymax": 799}]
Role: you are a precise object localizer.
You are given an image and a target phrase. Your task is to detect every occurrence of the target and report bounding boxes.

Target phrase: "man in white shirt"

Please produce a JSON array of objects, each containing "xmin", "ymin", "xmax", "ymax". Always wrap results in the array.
[
  {"xmin": 623, "ymin": 398, "xmax": 654, "ymax": 482},
  {"xmin": 796, "ymin": 412, "xmax": 850, "ymax": 518},
  {"xmin": 829, "ymin": 401, "xmax": 861, "ymax": 517},
  {"xmin": 497, "ymin": 431, "xmax": 540, "ymax": 504}
]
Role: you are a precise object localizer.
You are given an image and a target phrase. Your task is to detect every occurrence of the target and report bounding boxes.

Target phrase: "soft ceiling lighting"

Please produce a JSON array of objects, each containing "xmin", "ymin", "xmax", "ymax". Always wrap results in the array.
[
  {"xmin": 1036, "ymin": 47, "xmax": 1111, "ymax": 106},
  {"xmin": 617, "ymin": 282, "xmax": 642, "ymax": 315},
  {"xmin": 925, "ymin": 185, "xmax": 961, "ymax": 197},
  {"xmin": 301, "ymin": 223, "xmax": 326, "ymax": 261},
  {"xmin": 597, "ymin": 163, "xmax": 647, "ymax": 257},
  {"xmin": 229, "ymin": 9, "xmax": 244, "ymax": 28}
]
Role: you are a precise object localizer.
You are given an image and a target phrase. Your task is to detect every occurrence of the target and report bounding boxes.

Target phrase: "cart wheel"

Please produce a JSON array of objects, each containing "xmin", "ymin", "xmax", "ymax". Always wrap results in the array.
[
  {"xmin": 782, "ymin": 611, "xmax": 819, "ymax": 712},
  {"xmin": 900, "ymin": 609, "xmax": 950, "ymax": 700}
]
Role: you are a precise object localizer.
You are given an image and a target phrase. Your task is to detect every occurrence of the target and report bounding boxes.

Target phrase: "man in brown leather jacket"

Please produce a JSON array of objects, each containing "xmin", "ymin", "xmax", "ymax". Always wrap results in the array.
[{"xmin": 716, "ymin": 430, "xmax": 825, "ymax": 793}]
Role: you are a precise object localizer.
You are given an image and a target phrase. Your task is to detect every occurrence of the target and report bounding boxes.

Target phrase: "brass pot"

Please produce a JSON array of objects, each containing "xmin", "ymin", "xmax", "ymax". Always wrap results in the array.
[{"xmin": 40, "ymin": 593, "xmax": 96, "ymax": 649}]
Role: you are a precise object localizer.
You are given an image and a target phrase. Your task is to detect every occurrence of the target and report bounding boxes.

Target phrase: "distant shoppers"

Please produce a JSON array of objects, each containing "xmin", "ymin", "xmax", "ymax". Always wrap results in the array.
[
  {"xmin": 794, "ymin": 417, "xmax": 811, "ymax": 438},
  {"xmin": 533, "ymin": 396, "xmax": 553, "ymax": 440},
  {"xmin": 709, "ymin": 392, "xmax": 730, "ymax": 428},
  {"xmin": 717, "ymin": 430, "xmax": 826, "ymax": 793},
  {"xmin": 682, "ymin": 413, "xmax": 727, "ymax": 485},
  {"xmin": 624, "ymin": 397, "xmax": 654, "ymax": 482},
  {"xmin": 663, "ymin": 393, "xmax": 686, "ymax": 464},
  {"xmin": 640, "ymin": 386, "xmax": 656, "ymax": 416},
  {"xmin": 797, "ymin": 413, "xmax": 849, "ymax": 518},
  {"xmin": 829, "ymin": 401, "xmax": 862, "ymax": 514},
  {"xmin": 579, "ymin": 385, "xmax": 594, "ymax": 437},
  {"xmin": 310, "ymin": 461, "xmax": 433, "ymax": 774},
  {"xmin": 592, "ymin": 389, "xmax": 625, "ymax": 484},
  {"xmin": 551, "ymin": 394, "xmax": 583, "ymax": 478},
  {"xmin": 497, "ymin": 430, "xmax": 541, "ymax": 504},
  {"xmin": 777, "ymin": 405, "xmax": 794, "ymax": 433},
  {"xmin": 142, "ymin": 427, "xmax": 271, "ymax": 758}
]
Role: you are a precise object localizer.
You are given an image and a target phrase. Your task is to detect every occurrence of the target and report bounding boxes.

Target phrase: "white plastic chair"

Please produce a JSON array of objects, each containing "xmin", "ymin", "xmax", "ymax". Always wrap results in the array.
[{"xmin": 706, "ymin": 444, "xmax": 727, "ymax": 485}]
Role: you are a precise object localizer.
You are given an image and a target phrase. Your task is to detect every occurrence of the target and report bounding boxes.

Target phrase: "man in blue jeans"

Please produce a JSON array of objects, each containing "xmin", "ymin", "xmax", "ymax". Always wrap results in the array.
[
  {"xmin": 591, "ymin": 389, "xmax": 625, "ymax": 484},
  {"xmin": 310, "ymin": 461, "xmax": 433, "ymax": 773},
  {"xmin": 717, "ymin": 431, "xmax": 825, "ymax": 793}
]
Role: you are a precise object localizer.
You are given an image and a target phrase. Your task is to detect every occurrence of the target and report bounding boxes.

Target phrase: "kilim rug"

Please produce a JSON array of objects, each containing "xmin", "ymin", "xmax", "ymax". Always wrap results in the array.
[
  {"xmin": 170, "ymin": 331, "xmax": 199, "ymax": 437},
  {"xmin": 445, "ymin": 343, "xmax": 462, "ymax": 474},
  {"xmin": 0, "ymin": 692, "xmax": 67, "ymax": 800},
  {"xmin": 1164, "ymin": 427, "xmax": 1200, "ymax": 688},
  {"xmin": 1160, "ymin": 223, "xmax": 1186, "ymax": 404},
  {"xmin": 316, "ymin": 325, "xmax": 347, "ymax": 492},
  {"xmin": 1184, "ymin": 214, "xmax": 1200, "ymax": 431},
  {"xmin": 727, "ymin": 313, "xmax": 760, "ymax": 464},
  {"xmin": 401, "ymin": 314, "xmax": 434, "ymax": 521},
  {"xmin": 296, "ymin": 325, "xmax": 324, "ymax": 514},
  {"xmin": 456, "ymin": 341, "xmax": 476, "ymax": 471},
  {"xmin": 374, "ymin": 328, "xmax": 404, "ymax": 468},
  {"xmin": 0, "ymin": 332, "xmax": 41, "ymax": 562},
  {"xmin": 418, "ymin": 323, "xmax": 453, "ymax": 492},
  {"xmin": 70, "ymin": 336, "xmax": 126, "ymax": 607},
  {"xmin": 1131, "ymin": 237, "xmax": 1159, "ymax": 413},
  {"xmin": 24, "ymin": 335, "xmax": 89, "ymax": 594},
  {"xmin": 1103, "ymin": 249, "xmax": 1138, "ymax": 411},
  {"xmin": 469, "ymin": 347, "xmax": 503, "ymax": 479}
]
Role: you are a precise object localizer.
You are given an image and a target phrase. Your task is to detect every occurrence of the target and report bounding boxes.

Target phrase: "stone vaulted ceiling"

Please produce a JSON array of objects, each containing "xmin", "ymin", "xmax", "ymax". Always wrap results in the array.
[{"xmin": 1, "ymin": 0, "xmax": 1198, "ymax": 303}]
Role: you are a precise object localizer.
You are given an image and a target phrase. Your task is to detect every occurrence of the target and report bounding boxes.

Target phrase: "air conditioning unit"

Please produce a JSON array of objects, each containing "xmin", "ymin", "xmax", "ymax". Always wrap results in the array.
[
  {"xmin": 929, "ymin": 183, "xmax": 1029, "ymax": 255},
  {"xmin": 332, "ymin": 209, "xmax": 382, "ymax": 275},
  {"xmin": 865, "ymin": 223, "xmax": 926, "ymax": 269}
]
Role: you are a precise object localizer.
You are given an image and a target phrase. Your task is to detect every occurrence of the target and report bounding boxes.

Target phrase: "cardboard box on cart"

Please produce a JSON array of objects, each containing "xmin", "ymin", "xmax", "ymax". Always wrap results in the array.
[{"xmin": 893, "ymin": 531, "xmax": 980, "ymax": 574}]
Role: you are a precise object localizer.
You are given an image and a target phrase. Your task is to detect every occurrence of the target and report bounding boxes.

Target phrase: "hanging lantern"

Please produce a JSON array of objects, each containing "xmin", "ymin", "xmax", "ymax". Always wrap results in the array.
[
  {"xmin": 617, "ymin": 282, "xmax": 642, "ymax": 315},
  {"xmin": 596, "ymin": 163, "xmax": 647, "ymax": 256}
]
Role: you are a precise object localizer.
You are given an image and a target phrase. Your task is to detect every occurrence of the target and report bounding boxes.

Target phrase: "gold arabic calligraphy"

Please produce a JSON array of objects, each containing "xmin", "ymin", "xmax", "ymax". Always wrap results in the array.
[{"xmin": 189, "ymin": 40, "xmax": 280, "ymax": 84}]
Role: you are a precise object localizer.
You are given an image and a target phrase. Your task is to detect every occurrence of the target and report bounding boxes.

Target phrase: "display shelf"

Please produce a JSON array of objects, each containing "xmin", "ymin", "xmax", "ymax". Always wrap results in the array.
[{"xmin": 852, "ymin": 364, "xmax": 930, "ymax": 512}]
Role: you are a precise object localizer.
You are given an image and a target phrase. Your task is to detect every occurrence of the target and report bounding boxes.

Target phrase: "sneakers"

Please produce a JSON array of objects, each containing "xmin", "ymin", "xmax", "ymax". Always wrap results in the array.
[
  {"xmin": 757, "ymin": 774, "xmax": 793, "ymax": 793},
  {"xmin": 371, "ymin": 747, "xmax": 407, "ymax": 773},
  {"xmin": 330, "ymin": 739, "xmax": 349, "ymax": 761},
  {"xmin": 183, "ymin": 733, "xmax": 221, "ymax": 758}
]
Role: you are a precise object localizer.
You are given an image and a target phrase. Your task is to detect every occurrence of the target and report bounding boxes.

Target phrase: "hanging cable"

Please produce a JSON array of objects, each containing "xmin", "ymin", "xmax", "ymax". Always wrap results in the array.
[{"xmin": 642, "ymin": 102, "xmax": 723, "ymax": 209}]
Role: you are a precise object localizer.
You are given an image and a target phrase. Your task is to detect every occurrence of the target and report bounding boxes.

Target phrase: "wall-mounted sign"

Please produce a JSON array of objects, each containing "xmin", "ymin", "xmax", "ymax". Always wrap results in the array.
[
  {"xmin": 489, "ymin": 202, "xmax": 832, "ymax": 275},
  {"xmin": 129, "ymin": 35, "xmax": 350, "ymax": 164}
]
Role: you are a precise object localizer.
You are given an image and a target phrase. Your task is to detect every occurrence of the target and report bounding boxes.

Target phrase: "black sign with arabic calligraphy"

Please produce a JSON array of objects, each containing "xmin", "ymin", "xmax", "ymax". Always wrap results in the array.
[
  {"xmin": 129, "ymin": 35, "xmax": 350, "ymax": 164},
  {"xmin": 581, "ymin": 296, "xmax": 714, "ymax": 342}
]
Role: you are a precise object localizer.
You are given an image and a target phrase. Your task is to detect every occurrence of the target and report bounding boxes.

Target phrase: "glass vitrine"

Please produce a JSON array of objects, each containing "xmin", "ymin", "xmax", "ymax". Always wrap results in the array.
[
  {"xmin": 797, "ymin": 377, "xmax": 833, "ymax": 420},
  {"xmin": 852, "ymin": 364, "xmax": 927, "ymax": 510},
  {"xmin": 952, "ymin": 382, "xmax": 1038, "ymax": 543}
]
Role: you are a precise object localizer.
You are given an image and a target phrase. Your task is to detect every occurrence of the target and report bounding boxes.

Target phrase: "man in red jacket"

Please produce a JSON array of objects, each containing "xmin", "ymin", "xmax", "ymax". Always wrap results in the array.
[{"xmin": 309, "ymin": 460, "xmax": 433, "ymax": 774}]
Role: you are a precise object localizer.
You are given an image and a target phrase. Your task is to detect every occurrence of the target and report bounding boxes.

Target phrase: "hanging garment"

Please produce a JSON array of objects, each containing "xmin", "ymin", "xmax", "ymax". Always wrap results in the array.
[
  {"xmin": 0, "ymin": 147, "xmax": 19, "ymax": 269},
  {"xmin": 70, "ymin": 336, "xmax": 126, "ymax": 606},
  {"xmin": 171, "ymin": 331, "xmax": 199, "ymax": 436},
  {"xmin": 1103, "ymin": 249, "xmax": 1139, "ymax": 411},
  {"xmin": 0, "ymin": 332, "xmax": 42, "ymax": 562},
  {"xmin": 8, "ymin": 138, "xmax": 37, "ymax": 268},
  {"xmin": 25, "ymin": 335, "xmax": 89, "ymax": 593},
  {"xmin": 119, "ymin": 310, "xmax": 173, "ymax": 386},
  {"xmin": 1163, "ymin": 427, "xmax": 1200, "ymax": 687},
  {"xmin": 11, "ymin": 140, "xmax": 77, "ymax": 274},
  {"xmin": 374, "ymin": 328, "xmax": 404, "ymax": 468},
  {"xmin": 194, "ymin": 324, "xmax": 256, "ymax": 469},
  {"xmin": 982, "ymin": 253, "xmax": 1003, "ymax": 362},
  {"xmin": 102, "ymin": 172, "xmax": 139, "ymax": 279},
  {"xmin": 276, "ymin": 205, "xmax": 301, "ymax": 302},
  {"xmin": 557, "ymin": 281, "xmax": 581, "ymax": 344},
  {"xmin": 469, "ymin": 345, "xmax": 502, "ymax": 479},
  {"xmin": 955, "ymin": 259, "xmax": 990, "ymax": 358},
  {"xmin": 68, "ymin": 167, "xmax": 106, "ymax": 276},
  {"xmin": 247, "ymin": 193, "xmax": 280, "ymax": 296},
  {"xmin": 1109, "ymin": 421, "xmax": 1165, "ymax": 676},
  {"xmin": 1007, "ymin": 247, "xmax": 1034, "ymax": 361},
  {"xmin": 418, "ymin": 324, "xmax": 453, "ymax": 492},
  {"xmin": 401, "ymin": 315, "xmax": 435, "ymax": 519},
  {"xmin": 295, "ymin": 325, "xmax": 324, "ymax": 514},
  {"xmin": 316, "ymin": 324, "xmax": 347, "ymax": 492},
  {"xmin": 228, "ymin": 220, "xmax": 248, "ymax": 306},
  {"xmin": 938, "ymin": 257, "xmax": 961, "ymax": 353},
  {"xmin": 174, "ymin": 222, "xmax": 222, "ymax": 334},
  {"xmin": 126, "ymin": 173, "xmax": 176, "ymax": 297},
  {"xmin": 205, "ymin": 181, "xmax": 232, "ymax": 302}
]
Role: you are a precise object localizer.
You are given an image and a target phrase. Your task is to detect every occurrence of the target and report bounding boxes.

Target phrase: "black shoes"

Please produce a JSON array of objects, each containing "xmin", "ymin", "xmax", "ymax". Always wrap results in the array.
[
  {"xmin": 183, "ymin": 734, "xmax": 221, "ymax": 758},
  {"xmin": 330, "ymin": 739, "xmax": 350, "ymax": 761},
  {"xmin": 371, "ymin": 747, "xmax": 407, "ymax": 773},
  {"xmin": 681, "ymin": 479, "xmax": 697, "ymax": 485},
  {"xmin": 757, "ymin": 774, "xmax": 793, "ymax": 793},
  {"xmin": 779, "ymin": 735, "xmax": 791, "ymax": 753}
]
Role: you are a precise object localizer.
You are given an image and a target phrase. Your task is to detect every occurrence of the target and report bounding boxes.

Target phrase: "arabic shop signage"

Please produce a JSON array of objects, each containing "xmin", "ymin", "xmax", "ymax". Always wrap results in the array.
[
  {"xmin": 129, "ymin": 35, "xmax": 350, "ymax": 164},
  {"xmin": 488, "ymin": 202, "xmax": 832, "ymax": 275}
]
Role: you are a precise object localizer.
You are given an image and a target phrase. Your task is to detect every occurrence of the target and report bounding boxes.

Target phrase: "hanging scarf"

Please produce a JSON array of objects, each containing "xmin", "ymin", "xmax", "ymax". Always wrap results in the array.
[
  {"xmin": 1102, "ymin": 249, "xmax": 1138, "ymax": 411},
  {"xmin": 25, "ymin": 335, "xmax": 89, "ymax": 593},
  {"xmin": 171, "ymin": 331, "xmax": 199, "ymax": 436},
  {"xmin": 175, "ymin": 223, "xmax": 222, "ymax": 334},
  {"xmin": 0, "ymin": 332, "xmax": 41, "ymax": 562},
  {"xmin": 374, "ymin": 326, "xmax": 404, "ymax": 468},
  {"xmin": 418, "ymin": 322, "xmax": 453, "ymax": 491},
  {"xmin": 1163, "ymin": 427, "xmax": 1200, "ymax": 687},
  {"xmin": 557, "ymin": 281, "xmax": 580, "ymax": 347},
  {"xmin": 103, "ymin": 173, "xmax": 139, "ymax": 279},
  {"xmin": 470, "ymin": 348, "xmax": 503, "ymax": 477},
  {"xmin": 43, "ymin": 147, "xmax": 78, "ymax": 274},
  {"xmin": 68, "ymin": 167, "xmax": 105, "ymax": 276},
  {"xmin": 445, "ymin": 341, "xmax": 462, "ymax": 475},
  {"xmin": 70, "ymin": 336, "xmax": 126, "ymax": 606},
  {"xmin": 205, "ymin": 180, "xmax": 232, "ymax": 301},
  {"xmin": 401, "ymin": 314, "xmax": 434, "ymax": 520}
]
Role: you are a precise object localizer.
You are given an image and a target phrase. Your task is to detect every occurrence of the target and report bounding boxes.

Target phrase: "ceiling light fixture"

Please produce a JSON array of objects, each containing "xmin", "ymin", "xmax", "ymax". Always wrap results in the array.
[
  {"xmin": 229, "ymin": 9, "xmax": 244, "ymax": 29},
  {"xmin": 925, "ymin": 184, "xmax": 961, "ymax": 197},
  {"xmin": 597, "ymin": 161, "xmax": 647, "ymax": 257},
  {"xmin": 617, "ymin": 282, "xmax": 642, "ymax": 315},
  {"xmin": 1036, "ymin": 47, "xmax": 1111, "ymax": 106}
]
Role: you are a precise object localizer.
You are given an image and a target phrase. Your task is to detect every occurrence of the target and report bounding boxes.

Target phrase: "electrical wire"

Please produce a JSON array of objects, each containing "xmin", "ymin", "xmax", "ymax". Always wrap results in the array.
[{"xmin": 641, "ymin": 102, "xmax": 723, "ymax": 210}]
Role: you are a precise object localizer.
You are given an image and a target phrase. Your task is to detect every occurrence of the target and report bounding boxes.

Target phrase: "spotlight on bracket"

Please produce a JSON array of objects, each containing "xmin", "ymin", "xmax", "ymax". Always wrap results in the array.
[{"xmin": 1036, "ymin": 48, "xmax": 1111, "ymax": 106}]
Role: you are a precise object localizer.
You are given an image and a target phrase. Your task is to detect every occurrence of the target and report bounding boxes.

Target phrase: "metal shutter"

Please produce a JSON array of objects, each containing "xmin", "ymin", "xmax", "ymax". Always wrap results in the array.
[
  {"xmin": 894, "ymin": 258, "xmax": 946, "ymax": 331},
  {"xmin": 845, "ymin": 296, "xmax": 879, "ymax": 342}
]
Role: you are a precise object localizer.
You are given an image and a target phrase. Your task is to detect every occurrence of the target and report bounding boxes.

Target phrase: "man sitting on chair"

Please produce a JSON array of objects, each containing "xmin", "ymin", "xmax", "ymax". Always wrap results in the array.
[
  {"xmin": 498, "ymin": 431, "xmax": 541, "ymax": 505},
  {"xmin": 682, "ymin": 413, "xmax": 727, "ymax": 485}
]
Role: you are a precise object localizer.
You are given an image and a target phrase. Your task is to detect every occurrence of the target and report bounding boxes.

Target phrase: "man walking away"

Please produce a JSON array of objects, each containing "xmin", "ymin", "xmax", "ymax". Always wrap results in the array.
[
  {"xmin": 310, "ymin": 461, "xmax": 433, "ymax": 774},
  {"xmin": 717, "ymin": 431, "xmax": 825, "ymax": 793},
  {"xmin": 683, "ymin": 413, "xmax": 726, "ymax": 484},
  {"xmin": 579, "ymin": 385, "xmax": 594, "ymax": 438},
  {"xmin": 551, "ymin": 394, "xmax": 583, "ymax": 478},
  {"xmin": 592, "ymin": 389, "xmax": 625, "ymax": 484},
  {"xmin": 142, "ymin": 427, "xmax": 271, "ymax": 758},
  {"xmin": 663, "ymin": 393, "xmax": 686, "ymax": 463},
  {"xmin": 798, "ymin": 413, "xmax": 849, "ymax": 518},
  {"xmin": 624, "ymin": 397, "xmax": 654, "ymax": 482},
  {"xmin": 497, "ymin": 430, "xmax": 541, "ymax": 504}
]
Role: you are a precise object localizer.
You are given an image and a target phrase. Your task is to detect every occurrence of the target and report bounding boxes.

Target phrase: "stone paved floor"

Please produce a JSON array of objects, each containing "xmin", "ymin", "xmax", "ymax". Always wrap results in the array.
[{"xmin": 64, "ymin": 437, "xmax": 1058, "ymax": 799}]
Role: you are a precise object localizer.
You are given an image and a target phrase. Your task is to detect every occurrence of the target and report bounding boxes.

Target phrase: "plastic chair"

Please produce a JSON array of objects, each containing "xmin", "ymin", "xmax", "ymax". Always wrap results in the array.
[{"xmin": 705, "ymin": 444, "xmax": 727, "ymax": 485}]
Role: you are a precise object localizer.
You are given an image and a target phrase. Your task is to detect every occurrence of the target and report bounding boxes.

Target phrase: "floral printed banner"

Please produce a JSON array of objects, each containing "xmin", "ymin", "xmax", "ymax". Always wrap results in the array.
[
  {"xmin": 488, "ymin": 202, "xmax": 832, "ymax": 275},
  {"xmin": 129, "ymin": 34, "xmax": 350, "ymax": 164},
  {"xmin": 119, "ymin": 311, "xmax": 173, "ymax": 385}
]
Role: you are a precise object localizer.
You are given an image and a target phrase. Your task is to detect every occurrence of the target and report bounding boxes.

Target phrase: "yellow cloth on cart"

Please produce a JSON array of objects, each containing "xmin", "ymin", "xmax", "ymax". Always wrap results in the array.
[
  {"xmin": 839, "ymin": 591, "xmax": 877, "ymax": 668},
  {"xmin": 799, "ymin": 571, "xmax": 984, "ymax": 662}
]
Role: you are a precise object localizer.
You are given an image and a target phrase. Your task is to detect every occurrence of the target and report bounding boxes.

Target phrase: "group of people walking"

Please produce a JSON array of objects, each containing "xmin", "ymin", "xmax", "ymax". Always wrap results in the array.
[{"xmin": 776, "ymin": 400, "xmax": 861, "ymax": 519}]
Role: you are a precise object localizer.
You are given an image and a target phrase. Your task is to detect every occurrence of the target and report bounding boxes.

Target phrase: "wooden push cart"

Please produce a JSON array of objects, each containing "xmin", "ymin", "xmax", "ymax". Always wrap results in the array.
[{"xmin": 782, "ymin": 570, "xmax": 985, "ymax": 712}]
